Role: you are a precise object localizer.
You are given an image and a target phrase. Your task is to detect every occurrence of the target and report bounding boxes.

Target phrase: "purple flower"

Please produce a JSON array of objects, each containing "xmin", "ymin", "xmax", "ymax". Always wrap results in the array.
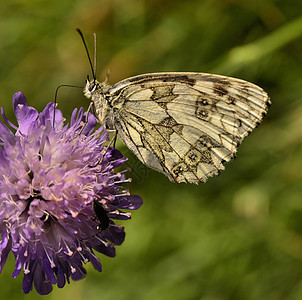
[{"xmin": 0, "ymin": 92, "xmax": 142, "ymax": 295}]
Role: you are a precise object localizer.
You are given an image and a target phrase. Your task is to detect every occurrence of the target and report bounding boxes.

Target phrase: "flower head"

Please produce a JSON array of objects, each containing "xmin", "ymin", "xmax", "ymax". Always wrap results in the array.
[{"xmin": 0, "ymin": 92, "xmax": 142, "ymax": 294}]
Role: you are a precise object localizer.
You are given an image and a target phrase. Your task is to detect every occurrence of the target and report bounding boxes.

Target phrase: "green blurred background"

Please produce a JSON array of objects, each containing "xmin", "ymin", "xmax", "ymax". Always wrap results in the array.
[{"xmin": 1, "ymin": 0, "xmax": 302, "ymax": 299}]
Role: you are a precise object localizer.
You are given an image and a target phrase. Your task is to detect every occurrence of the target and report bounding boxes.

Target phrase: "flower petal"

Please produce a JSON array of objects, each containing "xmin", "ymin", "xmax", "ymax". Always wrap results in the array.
[
  {"xmin": 33, "ymin": 263, "xmax": 53, "ymax": 295},
  {"xmin": 0, "ymin": 121, "xmax": 15, "ymax": 144},
  {"xmin": 13, "ymin": 92, "xmax": 38, "ymax": 131},
  {"xmin": 113, "ymin": 195, "xmax": 143, "ymax": 210},
  {"xmin": 0, "ymin": 232, "xmax": 12, "ymax": 273},
  {"xmin": 81, "ymin": 113, "xmax": 97, "ymax": 136},
  {"xmin": 1, "ymin": 107, "xmax": 17, "ymax": 130}
]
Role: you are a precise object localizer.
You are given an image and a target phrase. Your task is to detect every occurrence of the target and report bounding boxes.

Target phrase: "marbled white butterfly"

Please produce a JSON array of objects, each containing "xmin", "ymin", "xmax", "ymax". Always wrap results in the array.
[{"xmin": 79, "ymin": 30, "xmax": 270, "ymax": 184}]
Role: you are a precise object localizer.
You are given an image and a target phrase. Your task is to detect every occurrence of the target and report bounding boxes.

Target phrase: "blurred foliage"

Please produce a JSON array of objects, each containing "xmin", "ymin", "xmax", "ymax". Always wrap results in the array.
[{"xmin": 1, "ymin": 0, "xmax": 302, "ymax": 299}]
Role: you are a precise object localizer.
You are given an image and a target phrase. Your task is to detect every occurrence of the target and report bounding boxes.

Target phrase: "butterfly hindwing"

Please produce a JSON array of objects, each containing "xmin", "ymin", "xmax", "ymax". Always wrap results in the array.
[{"xmin": 103, "ymin": 72, "xmax": 270, "ymax": 183}]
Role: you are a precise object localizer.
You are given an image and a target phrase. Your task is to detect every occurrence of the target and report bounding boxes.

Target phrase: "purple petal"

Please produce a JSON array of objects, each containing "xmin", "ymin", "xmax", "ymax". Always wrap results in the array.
[
  {"xmin": 13, "ymin": 92, "xmax": 38, "ymax": 129},
  {"xmin": 0, "ymin": 121, "xmax": 15, "ymax": 144},
  {"xmin": 1, "ymin": 107, "xmax": 17, "ymax": 130},
  {"xmin": 22, "ymin": 259, "xmax": 37, "ymax": 294},
  {"xmin": 41, "ymin": 259, "xmax": 56, "ymax": 284},
  {"xmin": 102, "ymin": 226, "xmax": 125, "ymax": 246},
  {"xmin": 33, "ymin": 263, "xmax": 53, "ymax": 295},
  {"xmin": 105, "ymin": 148, "xmax": 125, "ymax": 167},
  {"xmin": 70, "ymin": 108, "xmax": 80, "ymax": 126},
  {"xmin": 70, "ymin": 264, "xmax": 86, "ymax": 281},
  {"xmin": 113, "ymin": 195, "xmax": 143, "ymax": 210},
  {"xmin": 81, "ymin": 113, "xmax": 97, "ymax": 136},
  {"xmin": 13, "ymin": 92, "xmax": 28, "ymax": 120},
  {"xmin": 92, "ymin": 243, "xmax": 116, "ymax": 258},
  {"xmin": 38, "ymin": 102, "xmax": 56, "ymax": 126},
  {"xmin": 22, "ymin": 272, "xmax": 33, "ymax": 294},
  {"xmin": 53, "ymin": 108, "xmax": 63, "ymax": 129},
  {"xmin": 55, "ymin": 266, "xmax": 66, "ymax": 288},
  {"xmin": 87, "ymin": 253, "xmax": 103, "ymax": 271},
  {"xmin": 0, "ymin": 232, "xmax": 12, "ymax": 272}
]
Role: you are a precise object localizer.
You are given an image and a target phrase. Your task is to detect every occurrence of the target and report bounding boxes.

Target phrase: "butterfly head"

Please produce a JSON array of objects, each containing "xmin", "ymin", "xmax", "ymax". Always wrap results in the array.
[
  {"xmin": 83, "ymin": 77, "xmax": 98, "ymax": 99},
  {"xmin": 83, "ymin": 77, "xmax": 111, "ymax": 100}
]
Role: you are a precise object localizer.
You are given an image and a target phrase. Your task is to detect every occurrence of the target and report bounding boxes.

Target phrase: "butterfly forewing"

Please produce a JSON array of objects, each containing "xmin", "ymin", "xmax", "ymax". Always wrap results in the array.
[{"xmin": 87, "ymin": 72, "xmax": 270, "ymax": 184}]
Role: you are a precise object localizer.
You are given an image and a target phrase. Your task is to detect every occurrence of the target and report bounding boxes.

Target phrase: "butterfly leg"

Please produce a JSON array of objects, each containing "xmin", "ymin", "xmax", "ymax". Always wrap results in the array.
[
  {"xmin": 113, "ymin": 130, "xmax": 118, "ymax": 148},
  {"xmin": 97, "ymin": 130, "xmax": 118, "ymax": 165}
]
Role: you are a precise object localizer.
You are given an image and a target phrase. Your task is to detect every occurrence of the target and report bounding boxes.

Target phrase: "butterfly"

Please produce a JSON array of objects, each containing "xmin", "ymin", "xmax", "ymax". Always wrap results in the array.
[{"xmin": 79, "ymin": 30, "xmax": 270, "ymax": 184}]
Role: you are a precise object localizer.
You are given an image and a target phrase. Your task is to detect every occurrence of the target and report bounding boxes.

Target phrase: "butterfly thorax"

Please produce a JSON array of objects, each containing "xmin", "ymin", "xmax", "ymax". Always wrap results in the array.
[{"xmin": 83, "ymin": 79, "xmax": 116, "ymax": 130}]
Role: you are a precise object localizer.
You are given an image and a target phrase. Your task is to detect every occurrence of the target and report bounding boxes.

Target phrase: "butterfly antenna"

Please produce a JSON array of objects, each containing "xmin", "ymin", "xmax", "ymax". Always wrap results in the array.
[
  {"xmin": 53, "ymin": 84, "xmax": 83, "ymax": 127},
  {"xmin": 76, "ymin": 28, "xmax": 96, "ymax": 81},
  {"xmin": 93, "ymin": 32, "xmax": 97, "ymax": 79}
]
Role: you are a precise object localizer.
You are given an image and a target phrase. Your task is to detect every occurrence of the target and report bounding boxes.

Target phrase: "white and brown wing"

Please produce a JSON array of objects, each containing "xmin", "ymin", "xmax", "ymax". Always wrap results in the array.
[{"xmin": 108, "ymin": 72, "xmax": 270, "ymax": 184}]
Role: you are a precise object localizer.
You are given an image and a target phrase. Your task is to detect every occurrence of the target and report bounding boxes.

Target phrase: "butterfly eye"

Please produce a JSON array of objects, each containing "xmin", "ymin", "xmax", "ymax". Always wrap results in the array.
[{"xmin": 89, "ymin": 81, "xmax": 97, "ymax": 92}]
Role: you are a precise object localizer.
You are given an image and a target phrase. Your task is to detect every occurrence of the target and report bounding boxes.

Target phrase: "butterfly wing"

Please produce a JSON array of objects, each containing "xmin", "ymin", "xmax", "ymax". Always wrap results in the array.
[{"xmin": 108, "ymin": 72, "xmax": 270, "ymax": 184}]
